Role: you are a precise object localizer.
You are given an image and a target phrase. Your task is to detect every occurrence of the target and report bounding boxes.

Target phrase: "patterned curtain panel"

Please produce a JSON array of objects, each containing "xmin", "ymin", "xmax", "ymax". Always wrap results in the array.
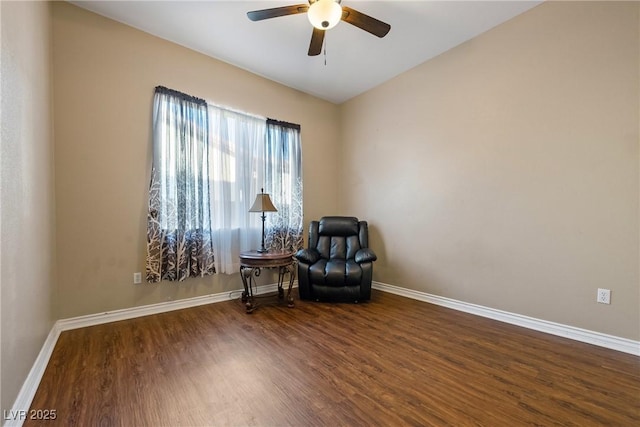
[
  {"xmin": 146, "ymin": 86, "xmax": 215, "ymax": 282},
  {"xmin": 264, "ymin": 119, "xmax": 304, "ymax": 253}
]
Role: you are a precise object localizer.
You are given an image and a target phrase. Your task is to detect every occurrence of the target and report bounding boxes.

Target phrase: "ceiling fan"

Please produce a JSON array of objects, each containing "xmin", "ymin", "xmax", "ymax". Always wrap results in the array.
[{"xmin": 247, "ymin": 0, "xmax": 391, "ymax": 56}]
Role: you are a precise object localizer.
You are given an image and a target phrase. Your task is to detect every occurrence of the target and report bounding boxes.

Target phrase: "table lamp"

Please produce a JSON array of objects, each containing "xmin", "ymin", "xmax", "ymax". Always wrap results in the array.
[{"xmin": 249, "ymin": 188, "xmax": 277, "ymax": 253}]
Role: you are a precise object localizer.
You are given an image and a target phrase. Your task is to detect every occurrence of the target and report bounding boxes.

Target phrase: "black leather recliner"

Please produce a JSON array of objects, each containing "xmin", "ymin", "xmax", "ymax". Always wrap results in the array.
[{"xmin": 295, "ymin": 216, "xmax": 377, "ymax": 302}]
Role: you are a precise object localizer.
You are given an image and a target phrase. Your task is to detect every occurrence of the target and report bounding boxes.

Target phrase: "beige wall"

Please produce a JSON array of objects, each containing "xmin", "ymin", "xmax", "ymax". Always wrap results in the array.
[
  {"xmin": 340, "ymin": 1, "xmax": 639, "ymax": 340},
  {"xmin": 1, "ymin": 1, "xmax": 56, "ymax": 412},
  {"xmin": 52, "ymin": 1, "xmax": 640, "ymax": 339},
  {"xmin": 52, "ymin": 2, "xmax": 340, "ymax": 319}
]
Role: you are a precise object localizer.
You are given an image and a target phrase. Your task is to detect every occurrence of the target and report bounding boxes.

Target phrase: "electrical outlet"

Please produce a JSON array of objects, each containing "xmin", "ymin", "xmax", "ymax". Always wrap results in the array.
[
  {"xmin": 596, "ymin": 288, "xmax": 611, "ymax": 304},
  {"xmin": 133, "ymin": 272, "xmax": 142, "ymax": 284}
]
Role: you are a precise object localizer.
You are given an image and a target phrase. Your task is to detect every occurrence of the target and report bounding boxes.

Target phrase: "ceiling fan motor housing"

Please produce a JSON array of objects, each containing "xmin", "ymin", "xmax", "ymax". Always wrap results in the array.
[{"xmin": 308, "ymin": 0, "xmax": 342, "ymax": 30}]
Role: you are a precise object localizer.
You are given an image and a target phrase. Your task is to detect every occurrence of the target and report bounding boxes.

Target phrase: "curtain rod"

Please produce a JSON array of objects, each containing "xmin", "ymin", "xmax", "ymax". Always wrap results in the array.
[
  {"xmin": 154, "ymin": 86, "xmax": 206, "ymax": 105},
  {"xmin": 267, "ymin": 118, "xmax": 301, "ymax": 131}
]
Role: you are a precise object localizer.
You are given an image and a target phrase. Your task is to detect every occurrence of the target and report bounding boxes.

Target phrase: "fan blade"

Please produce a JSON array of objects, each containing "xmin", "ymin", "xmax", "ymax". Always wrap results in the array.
[
  {"xmin": 308, "ymin": 27, "xmax": 325, "ymax": 56},
  {"xmin": 247, "ymin": 4, "xmax": 308, "ymax": 21},
  {"xmin": 341, "ymin": 6, "xmax": 391, "ymax": 38}
]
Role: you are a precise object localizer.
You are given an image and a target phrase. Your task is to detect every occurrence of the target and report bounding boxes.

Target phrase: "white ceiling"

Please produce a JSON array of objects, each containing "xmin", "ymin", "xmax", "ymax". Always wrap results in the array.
[{"xmin": 71, "ymin": 1, "xmax": 542, "ymax": 104}]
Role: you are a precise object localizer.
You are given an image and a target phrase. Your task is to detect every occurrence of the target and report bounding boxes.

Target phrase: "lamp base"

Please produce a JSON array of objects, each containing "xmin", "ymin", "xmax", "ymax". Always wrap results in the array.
[{"xmin": 256, "ymin": 247, "xmax": 269, "ymax": 253}]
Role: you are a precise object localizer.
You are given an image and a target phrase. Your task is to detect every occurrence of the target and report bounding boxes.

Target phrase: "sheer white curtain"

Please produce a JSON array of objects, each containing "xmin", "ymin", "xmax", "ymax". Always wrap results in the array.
[{"xmin": 208, "ymin": 107, "xmax": 265, "ymax": 273}]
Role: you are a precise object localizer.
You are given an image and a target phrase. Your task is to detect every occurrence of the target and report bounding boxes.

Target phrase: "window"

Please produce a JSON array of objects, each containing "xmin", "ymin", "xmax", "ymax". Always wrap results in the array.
[{"xmin": 146, "ymin": 86, "xmax": 303, "ymax": 282}]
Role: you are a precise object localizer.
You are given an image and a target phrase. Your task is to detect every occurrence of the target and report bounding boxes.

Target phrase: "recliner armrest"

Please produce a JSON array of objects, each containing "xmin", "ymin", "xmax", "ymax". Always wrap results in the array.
[
  {"xmin": 295, "ymin": 248, "xmax": 321, "ymax": 265},
  {"xmin": 355, "ymin": 248, "xmax": 377, "ymax": 264}
]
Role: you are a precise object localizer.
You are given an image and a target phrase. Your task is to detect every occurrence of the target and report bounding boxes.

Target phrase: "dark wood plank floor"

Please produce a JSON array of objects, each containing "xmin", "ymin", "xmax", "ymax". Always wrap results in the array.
[{"xmin": 26, "ymin": 291, "xmax": 639, "ymax": 426}]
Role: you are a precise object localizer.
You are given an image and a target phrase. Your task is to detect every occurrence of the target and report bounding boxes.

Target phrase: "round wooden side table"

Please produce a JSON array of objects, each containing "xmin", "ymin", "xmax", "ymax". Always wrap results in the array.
[{"xmin": 239, "ymin": 250, "xmax": 295, "ymax": 313}]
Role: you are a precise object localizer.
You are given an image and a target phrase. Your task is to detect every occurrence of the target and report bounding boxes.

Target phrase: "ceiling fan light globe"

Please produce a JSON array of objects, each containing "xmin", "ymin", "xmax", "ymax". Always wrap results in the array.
[{"xmin": 308, "ymin": 0, "xmax": 342, "ymax": 30}]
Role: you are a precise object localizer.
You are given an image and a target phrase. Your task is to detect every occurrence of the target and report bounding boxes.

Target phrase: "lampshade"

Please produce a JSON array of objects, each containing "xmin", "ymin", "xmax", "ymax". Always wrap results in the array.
[
  {"xmin": 249, "ymin": 190, "xmax": 277, "ymax": 213},
  {"xmin": 308, "ymin": 0, "xmax": 342, "ymax": 30}
]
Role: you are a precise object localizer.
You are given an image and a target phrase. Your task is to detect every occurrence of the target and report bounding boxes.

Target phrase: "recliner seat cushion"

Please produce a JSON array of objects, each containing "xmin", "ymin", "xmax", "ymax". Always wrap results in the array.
[
  {"xmin": 345, "ymin": 260, "xmax": 363, "ymax": 286},
  {"xmin": 308, "ymin": 258, "xmax": 363, "ymax": 287}
]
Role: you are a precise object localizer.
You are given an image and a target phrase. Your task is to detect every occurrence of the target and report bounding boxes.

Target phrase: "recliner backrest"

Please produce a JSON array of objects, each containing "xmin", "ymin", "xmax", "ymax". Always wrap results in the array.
[{"xmin": 309, "ymin": 216, "xmax": 366, "ymax": 260}]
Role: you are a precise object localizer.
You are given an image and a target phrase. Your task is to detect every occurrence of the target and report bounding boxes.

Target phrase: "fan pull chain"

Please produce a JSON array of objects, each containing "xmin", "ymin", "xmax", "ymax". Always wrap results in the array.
[{"xmin": 324, "ymin": 36, "xmax": 327, "ymax": 66}]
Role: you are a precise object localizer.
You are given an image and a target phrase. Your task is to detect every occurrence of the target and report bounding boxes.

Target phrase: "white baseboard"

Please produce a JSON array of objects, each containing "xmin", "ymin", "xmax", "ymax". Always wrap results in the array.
[
  {"xmin": 3, "ymin": 325, "xmax": 61, "ymax": 427},
  {"xmin": 373, "ymin": 281, "xmax": 640, "ymax": 356},
  {"xmin": 7, "ymin": 280, "xmax": 638, "ymax": 427},
  {"xmin": 57, "ymin": 282, "xmax": 292, "ymax": 332}
]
